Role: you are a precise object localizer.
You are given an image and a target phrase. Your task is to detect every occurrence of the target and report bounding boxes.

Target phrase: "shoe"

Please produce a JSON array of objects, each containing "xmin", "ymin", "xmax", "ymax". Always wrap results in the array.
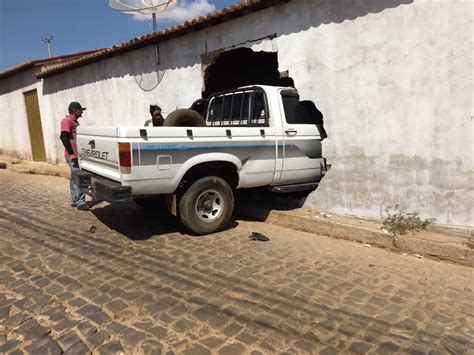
[
  {"xmin": 77, "ymin": 203, "xmax": 90, "ymax": 211},
  {"xmin": 71, "ymin": 203, "xmax": 77, "ymax": 207}
]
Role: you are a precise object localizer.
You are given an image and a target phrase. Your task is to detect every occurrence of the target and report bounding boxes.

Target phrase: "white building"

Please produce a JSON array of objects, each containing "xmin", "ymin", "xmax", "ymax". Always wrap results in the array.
[{"xmin": 1, "ymin": 0, "xmax": 472, "ymax": 227}]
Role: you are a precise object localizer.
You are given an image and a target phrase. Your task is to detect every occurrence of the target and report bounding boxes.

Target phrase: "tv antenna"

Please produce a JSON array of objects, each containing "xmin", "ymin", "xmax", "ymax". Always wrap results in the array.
[{"xmin": 42, "ymin": 35, "xmax": 54, "ymax": 58}]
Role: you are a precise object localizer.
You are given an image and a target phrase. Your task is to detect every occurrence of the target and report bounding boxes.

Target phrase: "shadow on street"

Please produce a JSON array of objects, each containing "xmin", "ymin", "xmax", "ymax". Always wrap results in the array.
[
  {"xmin": 90, "ymin": 186, "xmax": 310, "ymax": 239},
  {"xmin": 234, "ymin": 187, "xmax": 310, "ymax": 221},
  {"xmin": 91, "ymin": 202, "xmax": 239, "ymax": 240}
]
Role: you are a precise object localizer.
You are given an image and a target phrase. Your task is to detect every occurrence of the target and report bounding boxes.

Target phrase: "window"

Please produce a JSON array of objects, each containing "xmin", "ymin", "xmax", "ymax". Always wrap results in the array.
[
  {"xmin": 250, "ymin": 92, "xmax": 266, "ymax": 125},
  {"xmin": 241, "ymin": 92, "xmax": 251, "ymax": 121},
  {"xmin": 208, "ymin": 95, "xmax": 223, "ymax": 123},
  {"xmin": 231, "ymin": 93, "xmax": 243, "ymax": 119},
  {"xmin": 223, "ymin": 94, "xmax": 232, "ymax": 121},
  {"xmin": 281, "ymin": 92, "xmax": 323, "ymax": 125},
  {"xmin": 281, "ymin": 93, "xmax": 299, "ymax": 124}
]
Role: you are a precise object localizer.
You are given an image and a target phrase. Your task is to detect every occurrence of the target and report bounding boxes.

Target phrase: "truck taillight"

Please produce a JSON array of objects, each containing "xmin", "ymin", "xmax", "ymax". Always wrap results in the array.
[{"xmin": 118, "ymin": 143, "xmax": 132, "ymax": 174}]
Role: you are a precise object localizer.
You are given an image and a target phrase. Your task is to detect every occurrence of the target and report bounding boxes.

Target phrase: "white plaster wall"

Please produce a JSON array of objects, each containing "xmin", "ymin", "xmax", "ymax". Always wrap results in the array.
[
  {"xmin": 270, "ymin": 0, "xmax": 473, "ymax": 226},
  {"xmin": 201, "ymin": 0, "xmax": 473, "ymax": 226},
  {"xmin": 0, "ymin": 68, "xmax": 42, "ymax": 161},
  {"xmin": 196, "ymin": 0, "xmax": 473, "ymax": 226},
  {"xmin": 38, "ymin": 24, "xmax": 279, "ymax": 164},
  {"xmin": 39, "ymin": 33, "xmax": 208, "ymax": 164},
  {"xmin": 3, "ymin": 0, "xmax": 472, "ymax": 226}
]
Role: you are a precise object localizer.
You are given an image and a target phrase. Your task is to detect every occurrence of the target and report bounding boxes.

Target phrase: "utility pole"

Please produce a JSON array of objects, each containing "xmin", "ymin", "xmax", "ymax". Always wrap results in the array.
[{"xmin": 42, "ymin": 36, "xmax": 53, "ymax": 58}]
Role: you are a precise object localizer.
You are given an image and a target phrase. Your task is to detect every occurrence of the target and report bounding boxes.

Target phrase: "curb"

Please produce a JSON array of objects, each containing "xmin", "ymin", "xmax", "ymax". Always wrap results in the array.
[
  {"xmin": 0, "ymin": 155, "xmax": 69, "ymax": 179},
  {"xmin": 9, "ymin": 165, "xmax": 69, "ymax": 179},
  {"xmin": 263, "ymin": 210, "xmax": 474, "ymax": 267}
]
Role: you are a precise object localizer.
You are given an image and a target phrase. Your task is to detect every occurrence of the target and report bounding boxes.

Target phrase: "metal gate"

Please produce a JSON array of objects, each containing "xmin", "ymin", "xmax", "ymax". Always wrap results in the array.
[{"xmin": 23, "ymin": 89, "xmax": 47, "ymax": 161}]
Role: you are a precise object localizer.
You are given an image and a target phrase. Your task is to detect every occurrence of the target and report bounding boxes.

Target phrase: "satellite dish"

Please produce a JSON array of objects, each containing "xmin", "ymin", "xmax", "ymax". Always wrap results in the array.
[
  {"xmin": 109, "ymin": 0, "xmax": 177, "ymax": 83},
  {"xmin": 110, "ymin": 0, "xmax": 177, "ymax": 32},
  {"xmin": 109, "ymin": 0, "xmax": 177, "ymax": 15}
]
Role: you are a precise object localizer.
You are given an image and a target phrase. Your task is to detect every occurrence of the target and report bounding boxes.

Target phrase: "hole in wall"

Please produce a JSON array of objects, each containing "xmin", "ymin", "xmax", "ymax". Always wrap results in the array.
[
  {"xmin": 198, "ymin": 47, "xmax": 326, "ymax": 139},
  {"xmin": 202, "ymin": 47, "xmax": 294, "ymax": 99}
]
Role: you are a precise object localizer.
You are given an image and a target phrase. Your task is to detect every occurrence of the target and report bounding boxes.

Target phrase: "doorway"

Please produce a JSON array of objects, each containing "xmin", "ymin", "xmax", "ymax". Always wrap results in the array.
[{"xmin": 23, "ymin": 89, "xmax": 47, "ymax": 161}]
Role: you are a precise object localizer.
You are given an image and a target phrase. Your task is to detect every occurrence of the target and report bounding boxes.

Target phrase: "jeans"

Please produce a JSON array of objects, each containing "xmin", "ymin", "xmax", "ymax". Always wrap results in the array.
[{"xmin": 65, "ymin": 156, "xmax": 86, "ymax": 206}]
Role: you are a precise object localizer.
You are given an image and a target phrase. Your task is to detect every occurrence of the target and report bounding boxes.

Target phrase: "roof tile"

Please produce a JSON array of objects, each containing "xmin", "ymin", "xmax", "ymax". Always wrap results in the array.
[{"xmin": 0, "ymin": 49, "xmax": 105, "ymax": 79}]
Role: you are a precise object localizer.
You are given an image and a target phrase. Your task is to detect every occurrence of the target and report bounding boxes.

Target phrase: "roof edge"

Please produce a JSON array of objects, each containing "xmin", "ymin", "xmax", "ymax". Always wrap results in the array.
[
  {"xmin": 35, "ymin": 0, "xmax": 290, "ymax": 79},
  {"xmin": 0, "ymin": 49, "xmax": 106, "ymax": 80}
]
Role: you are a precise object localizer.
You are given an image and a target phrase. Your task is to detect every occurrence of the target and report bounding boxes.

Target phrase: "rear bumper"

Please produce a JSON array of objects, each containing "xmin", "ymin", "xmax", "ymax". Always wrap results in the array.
[{"xmin": 73, "ymin": 170, "xmax": 132, "ymax": 203}]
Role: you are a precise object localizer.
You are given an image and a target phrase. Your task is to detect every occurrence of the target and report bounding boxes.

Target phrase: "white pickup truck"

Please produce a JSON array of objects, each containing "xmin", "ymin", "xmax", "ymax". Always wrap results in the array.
[{"xmin": 75, "ymin": 85, "xmax": 328, "ymax": 235}]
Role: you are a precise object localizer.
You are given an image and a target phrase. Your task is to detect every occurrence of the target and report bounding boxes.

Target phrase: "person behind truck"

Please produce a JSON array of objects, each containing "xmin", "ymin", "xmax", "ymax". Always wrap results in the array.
[
  {"xmin": 59, "ymin": 101, "xmax": 89, "ymax": 211},
  {"xmin": 144, "ymin": 104, "xmax": 164, "ymax": 126}
]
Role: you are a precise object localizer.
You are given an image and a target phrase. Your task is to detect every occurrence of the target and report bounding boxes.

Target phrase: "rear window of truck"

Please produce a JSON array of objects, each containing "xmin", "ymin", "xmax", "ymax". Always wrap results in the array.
[{"xmin": 281, "ymin": 90, "xmax": 322, "ymax": 125}]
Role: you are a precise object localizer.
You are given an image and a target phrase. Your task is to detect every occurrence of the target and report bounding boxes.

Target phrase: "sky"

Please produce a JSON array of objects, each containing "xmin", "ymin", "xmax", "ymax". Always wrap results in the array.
[{"xmin": 0, "ymin": 0, "xmax": 240, "ymax": 71}]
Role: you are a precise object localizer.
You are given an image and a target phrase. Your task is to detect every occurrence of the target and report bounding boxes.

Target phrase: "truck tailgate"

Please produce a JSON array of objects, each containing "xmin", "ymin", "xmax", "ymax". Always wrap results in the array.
[{"xmin": 76, "ymin": 127, "xmax": 121, "ymax": 182}]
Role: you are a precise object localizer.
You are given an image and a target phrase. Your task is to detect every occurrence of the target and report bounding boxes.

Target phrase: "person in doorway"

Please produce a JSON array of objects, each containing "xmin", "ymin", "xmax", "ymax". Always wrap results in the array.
[
  {"xmin": 59, "ymin": 101, "xmax": 89, "ymax": 211},
  {"xmin": 144, "ymin": 104, "xmax": 164, "ymax": 126}
]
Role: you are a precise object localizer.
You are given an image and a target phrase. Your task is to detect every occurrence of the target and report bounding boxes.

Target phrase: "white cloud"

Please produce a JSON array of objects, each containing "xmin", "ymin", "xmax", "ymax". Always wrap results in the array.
[{"xmin": 132, "ymin": 0, "xmax": 216, "ymax": 23}]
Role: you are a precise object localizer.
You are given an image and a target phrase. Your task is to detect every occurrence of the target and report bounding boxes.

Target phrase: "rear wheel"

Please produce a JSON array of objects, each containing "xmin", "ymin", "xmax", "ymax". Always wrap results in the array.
[{"xmin": 178, "ymin": 176, "xmax": 234, "ymax": 235}]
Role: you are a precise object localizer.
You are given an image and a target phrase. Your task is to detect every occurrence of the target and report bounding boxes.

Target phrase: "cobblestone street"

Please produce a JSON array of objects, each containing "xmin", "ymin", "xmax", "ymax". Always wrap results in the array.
[{"xmin": 0, "ymin": 170, "xmax": 473, "ymax": 354}]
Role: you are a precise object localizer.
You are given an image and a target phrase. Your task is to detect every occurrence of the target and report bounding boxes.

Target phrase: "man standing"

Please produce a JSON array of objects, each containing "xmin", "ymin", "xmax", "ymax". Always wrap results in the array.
[{"xmin": 60, "ymin": 102, "xmax": 89, "ymax": 210}]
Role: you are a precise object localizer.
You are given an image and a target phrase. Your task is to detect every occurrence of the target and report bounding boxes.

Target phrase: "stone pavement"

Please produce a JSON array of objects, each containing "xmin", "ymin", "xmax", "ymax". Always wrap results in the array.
[
  {"xmin": 2, "ymin": 153, "xmax": 472, "ymax": 265},
  {"xmin": 0, "ymin": 169, "xmax": 473, "ymax": 354}
]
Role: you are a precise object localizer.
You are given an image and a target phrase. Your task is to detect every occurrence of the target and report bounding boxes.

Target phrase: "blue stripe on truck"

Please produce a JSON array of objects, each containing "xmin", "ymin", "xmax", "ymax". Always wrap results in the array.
[{"xmin": 136, "ymin": 144, "xmax": 291, "ymax": 151}]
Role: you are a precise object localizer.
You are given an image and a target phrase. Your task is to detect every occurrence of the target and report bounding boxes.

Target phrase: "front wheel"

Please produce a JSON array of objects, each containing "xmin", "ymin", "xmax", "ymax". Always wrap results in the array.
[{"xmin": 178, "ymin": 176, "xmax": 234, "ymax": 235}]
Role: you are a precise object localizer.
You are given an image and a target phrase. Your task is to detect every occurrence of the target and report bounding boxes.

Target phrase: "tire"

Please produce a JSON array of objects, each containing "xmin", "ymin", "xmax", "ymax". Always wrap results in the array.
[
  {"xmin": 163, "ymin": 109, "xmax": 206, "ymax": 127},
  {"xmin": 179, "ymin": 176, "xmax": 234, "ymax": 235}
]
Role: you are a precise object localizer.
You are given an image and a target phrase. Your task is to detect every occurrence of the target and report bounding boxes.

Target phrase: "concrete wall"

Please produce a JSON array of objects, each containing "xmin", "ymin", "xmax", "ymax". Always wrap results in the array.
[
  {"xmin": 272, "ymin": 0, "xmax": 473, "ymax": 227},
  {"xmin": 1, "ymin": 0, "xmax": 472, "ymax": 226},
  {"xmin": 193, "ymin": 0, "xmax": 473, "ymax": 226},
  {"xmin": 40, "ymin": 38, "xmax": 205, "ymax": 163},
  {"xmin": 0, "ymin": 68, "xmax": 42, "ymax": 161},
  {"xmin": 204, "ymin": 0, "xmax": 473, "ymax": 226}
]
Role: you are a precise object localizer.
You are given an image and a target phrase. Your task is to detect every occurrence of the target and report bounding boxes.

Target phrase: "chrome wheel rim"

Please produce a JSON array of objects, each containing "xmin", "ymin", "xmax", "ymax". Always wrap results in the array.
[{"xmin": 195, "ymin": 189, "xmax": 224, "ymax": 223}]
